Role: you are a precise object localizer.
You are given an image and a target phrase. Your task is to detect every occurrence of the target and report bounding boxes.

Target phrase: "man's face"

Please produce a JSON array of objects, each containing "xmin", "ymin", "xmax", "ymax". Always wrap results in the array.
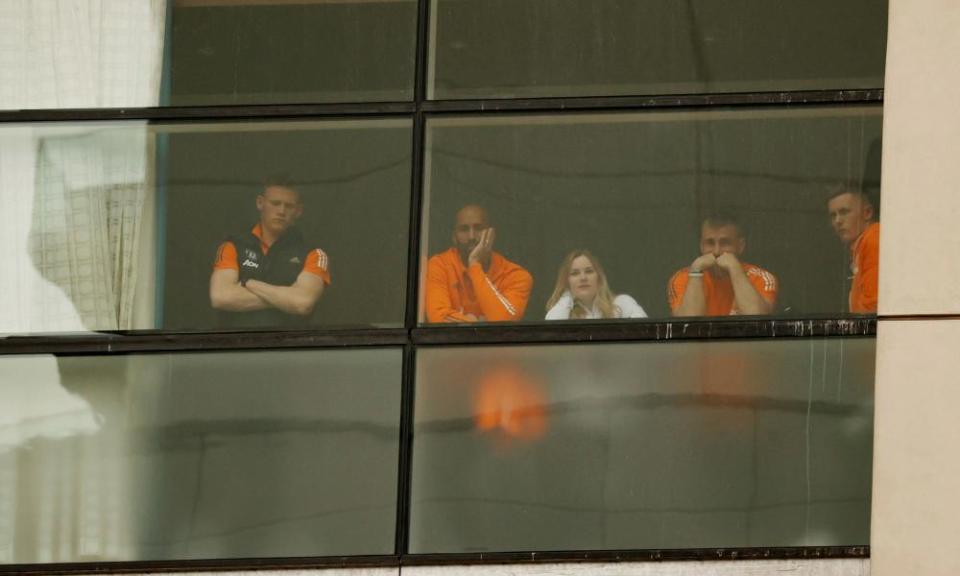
[
  {"xmin": 700, "ymin": 223, "xmax": 745, "ymax": 258},
  {"xmin": 256, "ymin": 185, "xmax": 302, "ymax": 236},
  {"xmin": 828, "ymin": 192, "xmax": 874, "ymax": 244},
  {"xmin": 452, "ymin": 206, "xmax": 489, "ymax": 261}
]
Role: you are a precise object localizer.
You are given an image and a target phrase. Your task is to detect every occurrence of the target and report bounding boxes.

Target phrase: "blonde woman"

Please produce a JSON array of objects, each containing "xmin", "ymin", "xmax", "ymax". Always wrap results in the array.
[{"xmin": 545, "ymin": 250, "xmax": 647, "ymax": 320}]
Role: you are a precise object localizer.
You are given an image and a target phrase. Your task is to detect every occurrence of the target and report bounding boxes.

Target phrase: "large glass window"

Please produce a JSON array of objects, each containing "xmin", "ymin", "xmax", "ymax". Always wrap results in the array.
[
  {"xmin": 168, "ymin": 0, "xmax": 417, "ymax": 105},
  {"xmin": 411, "ymin": 338, "xmax": 874, "ymax": 552},
  {"xmin": 429, "ymin": 0, "xmax": 887, "ymax": 100},
  {"xmin": 419, "ymin": 107, "xmax": 882, "ymax": 324},
  {"xmin": 0, "ymin": 347, "xmax": 402, "ymax": 563},
  {"xmin": 0, "ymin": 118, "xmax": 411, "ymax": 335},
  {"xmin": 0, "ymin": 0, "xmax": 885, "ymax": 568},
  {"xmin": 161, "ymin": 119, "xmax": 412, "ymax": 331},
  {"xmin": 0, "ymin": 0, "xmax": 417, "ymax": 111}
]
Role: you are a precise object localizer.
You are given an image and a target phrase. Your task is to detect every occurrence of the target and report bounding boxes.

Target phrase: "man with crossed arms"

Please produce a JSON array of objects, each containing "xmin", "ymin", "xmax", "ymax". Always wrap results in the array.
[{"xmin": 210, "ymin": 181, "xmax": 330, "ymax": 328}]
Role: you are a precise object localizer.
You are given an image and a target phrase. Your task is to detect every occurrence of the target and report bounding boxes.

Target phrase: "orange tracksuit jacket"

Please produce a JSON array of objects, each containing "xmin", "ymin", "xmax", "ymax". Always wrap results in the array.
[
  {"xmin": 425, "ymin": 247, "xmax": 533, "ymax": 323},
  {"xmin": 849, "ymin": 222, "xmax": 880, "ymax": 313}
]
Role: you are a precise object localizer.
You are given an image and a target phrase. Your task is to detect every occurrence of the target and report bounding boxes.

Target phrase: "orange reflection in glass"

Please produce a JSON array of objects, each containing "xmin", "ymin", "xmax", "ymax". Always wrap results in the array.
[
  {"xmin": 697, "ymin": 350, "xmax": 750, "ymax": 397},
  {"xmin": 472, "ymin": 364, "xmax": 548, "ymax": 442}
]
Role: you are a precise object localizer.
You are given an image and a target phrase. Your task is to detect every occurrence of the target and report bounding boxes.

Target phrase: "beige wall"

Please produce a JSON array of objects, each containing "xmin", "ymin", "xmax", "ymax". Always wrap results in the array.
[
  {"xmin": 872, "ymin": 1, "xmax": 960, "ymax": 575},
  {"xmin": 878, "ymin": 0, "xmax": 960, "ymax": 315}
]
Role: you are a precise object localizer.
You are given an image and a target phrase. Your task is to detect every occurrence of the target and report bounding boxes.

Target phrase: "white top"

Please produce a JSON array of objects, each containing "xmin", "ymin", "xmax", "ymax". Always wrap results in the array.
[{"xmin": 545, "ymin": 291, "xmax": 648, "ymax": 320}]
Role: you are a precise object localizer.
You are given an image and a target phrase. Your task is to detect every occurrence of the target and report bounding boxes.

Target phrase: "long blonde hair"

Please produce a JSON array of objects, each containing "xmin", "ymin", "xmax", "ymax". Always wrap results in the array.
[{"xmin": 546, "ymin": 250, "xmax": 618, "ymax": 319}]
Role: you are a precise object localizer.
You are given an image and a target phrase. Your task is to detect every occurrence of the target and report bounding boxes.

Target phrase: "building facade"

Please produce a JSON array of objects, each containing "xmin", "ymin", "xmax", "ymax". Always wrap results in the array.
[{"xmin": 0, "ymin": 0, "xmax": 957, "ymax": 575}]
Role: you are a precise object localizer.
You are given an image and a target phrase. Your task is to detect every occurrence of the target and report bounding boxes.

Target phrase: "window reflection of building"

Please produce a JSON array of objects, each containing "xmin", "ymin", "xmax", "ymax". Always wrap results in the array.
[
  {"xmin": 0, "ymin": 357, "xmax": 110, "ymax": 563},
  {"xmin": 412, "ymin": 340, "xmax": 874, "ymax": 552}
]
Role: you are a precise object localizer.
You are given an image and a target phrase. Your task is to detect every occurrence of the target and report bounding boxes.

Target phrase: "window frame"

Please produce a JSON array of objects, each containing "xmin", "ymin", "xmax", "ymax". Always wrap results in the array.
[{"xmin": 0, "ymin": 0, "xmax": 884, "ymax": 570}]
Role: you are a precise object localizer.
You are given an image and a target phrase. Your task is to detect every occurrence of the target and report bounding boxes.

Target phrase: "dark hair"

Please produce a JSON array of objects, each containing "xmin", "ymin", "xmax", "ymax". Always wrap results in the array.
[
  {"xmin": 827, "ymin": 183, "xmax": 878, "ymax": 217},
  {"xmin": 701, "ymin": 212, "xmax": 744, "ymax": 238}
]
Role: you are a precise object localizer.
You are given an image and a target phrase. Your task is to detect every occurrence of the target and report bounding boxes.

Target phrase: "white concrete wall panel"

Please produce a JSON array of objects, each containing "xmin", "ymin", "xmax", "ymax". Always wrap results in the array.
[
  {"xmin": 872, "ymin": 320, "xmax": 960, "ymax": 576},
  {"xmin": 878, "ymin": 0, "xmax": 960, "ymax": 315},
  {"xmin": 872, "ymin": 0, "xmax": 960, "ymax": 574}
]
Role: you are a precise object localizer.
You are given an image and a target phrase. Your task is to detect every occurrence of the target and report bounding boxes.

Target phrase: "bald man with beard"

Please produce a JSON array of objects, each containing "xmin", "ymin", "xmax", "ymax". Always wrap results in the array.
[{"xmin": 424, "ymin": 204, "xmax": 533, "ymax": 323}]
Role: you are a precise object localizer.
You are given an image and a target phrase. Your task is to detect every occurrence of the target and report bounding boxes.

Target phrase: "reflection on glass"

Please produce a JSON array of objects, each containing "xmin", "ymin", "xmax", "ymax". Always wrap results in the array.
[
  {"xmin": 429, "ymin": 0, "xmax": 887, "ymax": 99},
  {"xmin": 0, "ymin": 119, "xmax": 411, "ymax": 335},
  {"xmin": 411, "ymin": 339, "xmax": 875, "ymax": 552},
  {"xmin": 0, "ymin": 356, "xmax": 102, "ymax": 564},
  {"xmin": 420, "ymin": 107, "xmax": 883, "ymax": 322},
  {"xmin": 168, "ymin": 0, "xmax": 417, "ymax": 105},
  {"xmin": 0, "ymin": 348, "xmax": 402, "ymax": 563}
]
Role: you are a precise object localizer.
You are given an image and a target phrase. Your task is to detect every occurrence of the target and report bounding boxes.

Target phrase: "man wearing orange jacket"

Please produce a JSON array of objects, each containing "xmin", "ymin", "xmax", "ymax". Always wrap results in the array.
[
  {"xmin": 668, "ymin": 214, "xmax": 778, "ymax": 317},
  {"xmin": 425, "ymin": 204, "xmax": 532, "ymax": 323},
  {"xmin": 827, "ymin": 186, "xmax": 880, "ymax": 313}
]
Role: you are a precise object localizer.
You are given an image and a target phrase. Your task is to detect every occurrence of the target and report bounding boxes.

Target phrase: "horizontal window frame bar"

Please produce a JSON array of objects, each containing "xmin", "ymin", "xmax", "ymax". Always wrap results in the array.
[
  {"xmin": 401, "ymin": 546, "xmax": 869, "ymax": 565},
  {"xmin": 0, "ymin": 554, "xmax": 400, "ymax": 575},
  {"xmin": 0, "ymin": 89, "xmax": 881, "ymax": 124},
  {"xmin": 421, "ymin": 89, "xmax": 883, "ymax": 115},
  {"xmin": 0, "ymin": 102, "xmax": 417, "ymax": 124},
  {"xmin": 412, "ymin": 316, "xmax": 877, "ymax": 346},
  {"xmin": 0, "ymin": 546, "xmax": 868, "ymax": 574},
  {"xmin": 0, "ymin": 328, "xmax": 409, "ymax": 356},
  {"xmin": 0, "ymin": 317, "xmax": 876, "ymax": 356}
]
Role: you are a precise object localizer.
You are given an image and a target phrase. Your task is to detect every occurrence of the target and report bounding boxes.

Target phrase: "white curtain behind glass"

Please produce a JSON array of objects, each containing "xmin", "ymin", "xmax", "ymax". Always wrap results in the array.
[
  {"xmin": 33, "ymin": 130, "xmax": 151, "ymax": 331},
  {"xmin": 0, "ymin": 0, "xmax": 166, "ymax": 563},
  {"xmin": 0, "ymin": 1, "xmax": 166, "ymax": 109},
  {"xmin": 0, "ymin": 0, "xmax": 166, "ymax": 333}
]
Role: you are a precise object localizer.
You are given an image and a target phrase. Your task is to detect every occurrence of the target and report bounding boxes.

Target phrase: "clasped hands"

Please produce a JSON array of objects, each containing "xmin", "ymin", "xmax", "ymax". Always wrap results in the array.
[{"xmin": 691, "ymin": 252, "xmax": 740, "ymax": 274}]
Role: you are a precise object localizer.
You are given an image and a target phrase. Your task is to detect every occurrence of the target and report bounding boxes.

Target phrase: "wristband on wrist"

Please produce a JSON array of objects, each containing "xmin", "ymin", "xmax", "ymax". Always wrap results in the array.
[{"xmin": 688, "ymin": 269, "xmax": 704, "ymax": 277}]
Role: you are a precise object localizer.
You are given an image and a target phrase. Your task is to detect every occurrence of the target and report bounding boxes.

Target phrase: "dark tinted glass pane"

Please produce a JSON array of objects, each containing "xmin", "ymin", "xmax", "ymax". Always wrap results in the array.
[
  {"xmin": 0, "ymin": 119, "xmax": 410, "ymax": 335},
  {"xmin": 161, "ymin": 119, "xmax": 412, "ymax": 330},
  {"xmin": 419, "ymin": 107, "xmax": 881, "ymax": 323},
  {"xmin": 0, "ymin": 348, "xmax": 401, "ymax": 563},
  {"xmin": 429, "ymin": 0, "xmax": 887, "ymax": 99},
  {"xmin": 411, "ymin": 338, "xmax": 874, "ymax": 552},
  {"xmin": 168, "ymin": 0, "xmax": 417, "ymax": 105}
]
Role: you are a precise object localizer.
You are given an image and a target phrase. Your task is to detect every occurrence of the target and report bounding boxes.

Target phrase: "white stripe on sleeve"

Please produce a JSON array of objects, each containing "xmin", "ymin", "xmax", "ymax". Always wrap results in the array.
[{"xmin": 483, "ymin": 275, "xmax": 517, "ymax": 316}]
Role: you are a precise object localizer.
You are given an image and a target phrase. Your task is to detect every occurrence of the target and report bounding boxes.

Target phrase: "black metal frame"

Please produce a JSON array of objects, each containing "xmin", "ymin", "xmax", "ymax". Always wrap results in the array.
[
  {"xmin": 1, "ymin": 546, "xmax": 869, "ymax": 575},
  {"xmin": 0, "ymin": 0, "xmax": 885, "ymax": 571},
  {"xmin": 0, "ymin": 317, "xmax": 876, "ymax": 356},
  {"xmin": 0, "ymin": 89, "xmax": 881, "ymax": 124}
]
